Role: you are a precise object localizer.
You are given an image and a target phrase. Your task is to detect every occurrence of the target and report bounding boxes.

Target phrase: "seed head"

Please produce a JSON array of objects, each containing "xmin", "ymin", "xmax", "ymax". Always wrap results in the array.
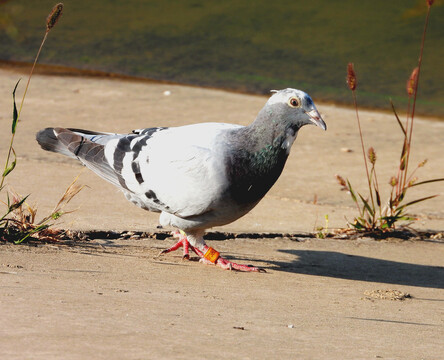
[
  {"xmin": 427, "ymin": 0, "xmax": 434, "ymax": 7},
  {"xmin": 347, "ymin": 63, "xmax": 357, "ymax": 91},
  {"xmin": 11, "ymin": 193, "xmax": 21, "ymax": 205},
  {"xmin": 408, "ymin": 177, "xmax": 418, "ymax": 187},
  {"xmin": 389, "ymin": 176, "xmax": 398, "ymax": 187},
  {"xmin": 335, "ymin": 174, "xmax": 348, "ymax": 190},
  {"xmin": 52, "ymin": 211, "xmax": 62, "ymax": 220},
  {"xmin": 367, "ymin": 147, "xmax": 376, "ymax": 165},
  {"xmin": 46, "ymin": 3, "xmax": 64, "ymax": 31},
  {"xmin": 418, "ymin": 159, "xmax": 428, "ymax": 167},
  {"xmin": 400, "ymin": 155, "xmax": 407, "ymax": 170},
  {"xmin": 406, "ymin": 67, "xmax": 419, "ymax": 96}
]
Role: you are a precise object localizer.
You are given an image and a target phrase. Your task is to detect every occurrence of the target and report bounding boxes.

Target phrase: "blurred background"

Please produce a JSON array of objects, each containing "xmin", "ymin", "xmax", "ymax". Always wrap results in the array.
[{"xmin": 0, "ymin": 0, "xmax": 443, "ymax": 117}]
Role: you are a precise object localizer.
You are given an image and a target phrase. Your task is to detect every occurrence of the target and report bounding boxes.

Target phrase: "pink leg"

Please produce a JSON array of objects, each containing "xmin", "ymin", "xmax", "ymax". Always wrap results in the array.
[
  {"xmin": 159, "ymin": 231, "xmax": 198, "ymax": 260},
  {"xmin": 160, "ymin": 231, "xmax": 266, "ymax": 272},
  {"xmin": 194, "ymin": 246, "xmax": 266, "ymax": 273}
]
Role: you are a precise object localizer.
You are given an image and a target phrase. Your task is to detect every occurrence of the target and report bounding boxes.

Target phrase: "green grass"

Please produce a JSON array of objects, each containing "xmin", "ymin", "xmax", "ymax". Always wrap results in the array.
[{"xmin": 1, "ymin": 0, "xmax": 443, "ymax": 116}]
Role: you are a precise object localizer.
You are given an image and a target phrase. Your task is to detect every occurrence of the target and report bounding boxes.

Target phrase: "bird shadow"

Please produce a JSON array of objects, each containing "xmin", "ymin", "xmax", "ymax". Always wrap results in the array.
[{"xmin": 247, "ymin": 249, "xmax": 444, "ymax": 289}]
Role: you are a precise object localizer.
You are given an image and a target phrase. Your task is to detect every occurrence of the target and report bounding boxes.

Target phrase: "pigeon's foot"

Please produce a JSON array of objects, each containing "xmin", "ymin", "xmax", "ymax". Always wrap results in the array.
[
  {"xmin": 159, "ymin": 230, "xmax": 196, "ymax": 260},
  {"xmin": 159, "ymin": 231, "xmax": 266, "ymax": 272},
  {"xmin": 194, "ymin": 246, "xmax": 266, "ymax": 273}
]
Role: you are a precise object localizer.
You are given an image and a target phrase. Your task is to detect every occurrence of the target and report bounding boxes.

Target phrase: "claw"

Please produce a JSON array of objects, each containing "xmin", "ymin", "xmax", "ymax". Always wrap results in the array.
[{"xmin": 159, "ymin": 231, "xmax": 196, "ymax": 259}]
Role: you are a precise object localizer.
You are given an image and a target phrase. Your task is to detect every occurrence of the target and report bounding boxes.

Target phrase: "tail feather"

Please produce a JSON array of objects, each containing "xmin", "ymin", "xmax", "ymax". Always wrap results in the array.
[
  {"xmin": 54, "ymin": 128, "xmax": 104, "ymax": 160},
  {"xmin": 36, "ymin": 127, "xmax": 77, "ymax": 159},
  {"xmin": 66, "ymin": 128, "xmax": 112, "ymax": 136},
  {"xmin": 36, "ymin": 127, "xmax": 126, "ymax": 190}
]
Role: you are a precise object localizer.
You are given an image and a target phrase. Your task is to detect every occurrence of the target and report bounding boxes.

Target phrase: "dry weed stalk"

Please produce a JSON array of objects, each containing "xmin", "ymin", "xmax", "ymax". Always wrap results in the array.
[
  {"xmin": 337, "ymin": 1, "xmax": 444, "ymax": 231},
  {"xmin": 0, "ymin": 3, "xmax": 83, "ymax": 244},
  {"xmin": 1, "ymin": 3, "xmax": 63, "ymax": 189}
]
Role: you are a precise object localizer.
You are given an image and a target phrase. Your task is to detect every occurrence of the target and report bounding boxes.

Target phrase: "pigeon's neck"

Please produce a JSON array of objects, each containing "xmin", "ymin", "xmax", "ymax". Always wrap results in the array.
[
  {"xmin": 224, "ymin": 108, "xmax": 299, "ymax": 205},
  {"xmin": 247, "ymin": 106, "xmax": 299, "ymax": 153}
]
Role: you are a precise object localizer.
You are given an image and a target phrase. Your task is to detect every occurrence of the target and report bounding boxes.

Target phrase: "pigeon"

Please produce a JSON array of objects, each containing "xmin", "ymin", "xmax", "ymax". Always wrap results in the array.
[{"xmin": 36, "ymin": 88, "xmax": 326, "ymax": 272}]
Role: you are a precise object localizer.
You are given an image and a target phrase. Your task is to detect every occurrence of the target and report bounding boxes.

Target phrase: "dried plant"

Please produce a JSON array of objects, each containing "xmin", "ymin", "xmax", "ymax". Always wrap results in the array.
[
  {"xmin": 1, "ymin": 173, "xmax": 85, "ymax": 244},
  {"xmin": 315, "ymin": 214, "xmax": 329, "ymax": 239},
  {"xmin": 337, "ymin": 1, "xmax": 444, "ymax": 231},
  {"xmin": 0, "ymin": 3, "xmax": 82, "ymax": 244},
  {"xmin": 46, "ymin": 3, "xmax": 64, "ymax": 30}
]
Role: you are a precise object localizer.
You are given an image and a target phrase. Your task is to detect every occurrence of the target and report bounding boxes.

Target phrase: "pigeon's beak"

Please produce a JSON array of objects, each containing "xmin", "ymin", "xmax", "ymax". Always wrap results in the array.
[{"xmin": 306, "ymin": 109, "xmax": 327, "ymax": 131}]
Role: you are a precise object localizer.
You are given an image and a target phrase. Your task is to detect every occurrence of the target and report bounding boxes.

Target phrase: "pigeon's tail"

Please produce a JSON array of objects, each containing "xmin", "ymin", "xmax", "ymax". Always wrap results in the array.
[
  {"xmin": 36, "ymin": 128, "xmax": 124, "ymax": 189},
  {"xmin": 36, "ymin": 127, "xmax": 116, "ymax": 157},
  {"xmin": 36, "ymin": 127, "xmax": 78, "ymax": 159},
  {"xmin": 37, "ymin": 127, "xmax": 112, "ymax": 150}
]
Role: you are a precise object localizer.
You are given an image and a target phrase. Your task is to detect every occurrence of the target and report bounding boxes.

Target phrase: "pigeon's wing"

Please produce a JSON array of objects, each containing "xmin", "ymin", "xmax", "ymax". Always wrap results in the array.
[
  {"xmin": 115, "ymin": 123, "xmax": 243, "ymax": 218},
  {"xmin": 41, "ymin": 123, "xmax": 242, "ymax": 218}
]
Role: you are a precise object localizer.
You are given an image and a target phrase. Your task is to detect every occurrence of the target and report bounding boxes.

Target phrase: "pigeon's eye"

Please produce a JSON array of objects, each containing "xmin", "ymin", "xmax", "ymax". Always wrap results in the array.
[{"xmin": 288, "ymin": 97, "xmax": 300, "ymax": 108}]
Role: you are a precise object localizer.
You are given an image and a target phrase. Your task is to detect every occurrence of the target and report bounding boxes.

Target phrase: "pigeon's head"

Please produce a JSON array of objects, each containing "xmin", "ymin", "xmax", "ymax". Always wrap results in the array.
[{"xmin": 266, "ymin": 88, "xmax": 326, "ymax": 131}]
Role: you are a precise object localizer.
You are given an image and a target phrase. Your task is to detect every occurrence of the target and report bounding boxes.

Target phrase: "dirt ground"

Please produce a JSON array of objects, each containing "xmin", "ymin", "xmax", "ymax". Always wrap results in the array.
[{"xmin": 0, "ymin": 66, "xmax": 443, "ymax": 359}]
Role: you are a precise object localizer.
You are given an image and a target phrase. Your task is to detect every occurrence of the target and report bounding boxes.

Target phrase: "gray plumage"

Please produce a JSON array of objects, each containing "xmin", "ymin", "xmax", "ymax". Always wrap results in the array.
[{"xmin": 36, "ymin": 88, "xmax": 326, "ymax": 250}]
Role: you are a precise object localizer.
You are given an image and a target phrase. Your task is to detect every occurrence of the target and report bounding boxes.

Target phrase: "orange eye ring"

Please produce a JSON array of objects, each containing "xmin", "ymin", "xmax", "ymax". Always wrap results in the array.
[{"xmin": 288, "ymin": 97, "xmax": 300, "ymax": 108}]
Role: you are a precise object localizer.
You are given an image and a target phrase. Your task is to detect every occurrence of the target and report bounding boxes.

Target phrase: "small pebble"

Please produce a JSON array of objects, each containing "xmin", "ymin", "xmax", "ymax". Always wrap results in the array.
[
  {"xmin": 341, "ymin": 147, "xmax": 353, "ymax": 153},
  {"xmin": 287, "ymin": 324, "xmax": 294, "ymax": 328},
  {"xmin": 163, "ymin": 90, "xmax": 171, "ymax": 96}
]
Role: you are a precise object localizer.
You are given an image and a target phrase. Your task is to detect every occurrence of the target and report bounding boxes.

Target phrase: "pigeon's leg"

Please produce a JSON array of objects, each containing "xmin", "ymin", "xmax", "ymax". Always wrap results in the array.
[
  {"xmin": 160, "ymin": 230, "xmax": 265, "ymax": 272},
  {"xmin": 193, "ymin": 245, "xmax": 266, "ymax": 272},
  {"xmin": 159, "ymin": 230, "xmax": 197, "ymax": 260}
]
